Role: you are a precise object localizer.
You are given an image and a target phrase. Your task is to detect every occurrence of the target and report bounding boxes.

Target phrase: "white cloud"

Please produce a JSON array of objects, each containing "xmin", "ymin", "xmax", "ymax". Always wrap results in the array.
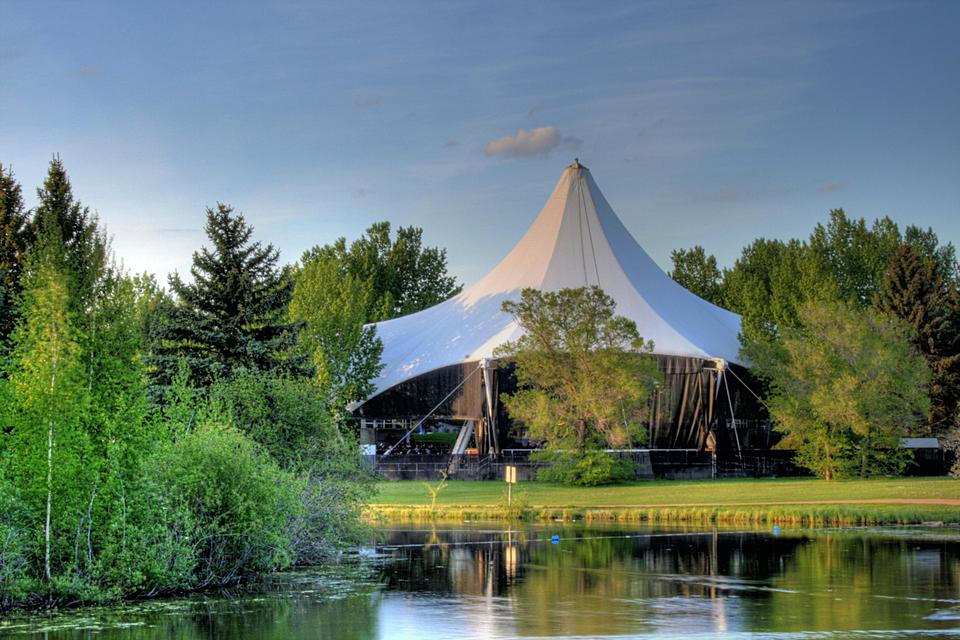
[{"xmin": 484, "ymin": 127, "xmax": 566, "ymax": 158}]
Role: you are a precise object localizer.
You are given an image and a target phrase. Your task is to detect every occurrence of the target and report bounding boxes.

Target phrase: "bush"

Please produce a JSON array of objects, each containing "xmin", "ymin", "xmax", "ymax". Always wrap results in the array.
[
  {"xmin": 533, "ymin": 449, "xmax": 636, "ymax": 486},
  {"xmin": 207, "ymin": 372, "xmax": 340, "ymax": 471},
  {"xmin": 0, "ymin": 473, "xmax": 32, "ymax": 607},
  {"xmin": 140, "ymin": 422, "xmax": 303, "ymax": 589}
]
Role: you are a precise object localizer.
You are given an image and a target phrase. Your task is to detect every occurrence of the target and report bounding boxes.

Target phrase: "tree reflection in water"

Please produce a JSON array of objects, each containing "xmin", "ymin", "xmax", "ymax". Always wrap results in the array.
[
  {"xmin": 4, "ymin": 525, "xmax": 959, "ymax": 638},
  {"xmin": 376, "ymin": 525, "xmax": 960, "ymax": 637}
]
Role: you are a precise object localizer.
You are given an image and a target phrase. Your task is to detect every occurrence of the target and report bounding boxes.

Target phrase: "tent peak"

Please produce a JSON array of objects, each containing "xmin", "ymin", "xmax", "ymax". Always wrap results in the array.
[{"xmin": 569, "ymin": 158, "xmax": 588, "ymax": 172}]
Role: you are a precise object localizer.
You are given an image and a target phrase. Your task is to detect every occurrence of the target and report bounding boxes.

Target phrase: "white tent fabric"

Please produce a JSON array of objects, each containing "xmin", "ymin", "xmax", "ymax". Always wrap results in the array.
[{"xmin": 364, "ymin": 160, "xmax": 743, "ymax": 403}]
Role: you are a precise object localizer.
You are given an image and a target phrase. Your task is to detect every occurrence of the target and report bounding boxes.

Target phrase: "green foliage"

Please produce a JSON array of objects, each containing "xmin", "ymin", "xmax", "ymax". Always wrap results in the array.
[
  {"xmin": 28, "ymin": 156, "xmax": 108, "ymax": 322},
  {"xmin": 722, "ymin": 210, "xmax": 958, "ymax": 346},
  {"xmin": 0, "ymin": 163, "xmax": 29, "ymax": 345},
  {"xmin": 0, "ymin": 162, "xmax": 373, "ymax": 609},
  {"xmin": 85, "ymin": 272, "xmax": 152, "ymax": 465},
  {"xmin": 306, "ymin": 221, "xmax": 461, "ymax": 322},
  {"xmin": 668, "ymin": 245, "xmax": 724, "ymax": 305},
  {"xmin": 2, "ymin": 263, "xmax": 93, "ymax": 580},
  {"xmin": 155, "ymin": 368, "xmax": 375, "ymax": 564},
  {"xmin": 288, "ymin": 249, "xmax": 383, "ymax": 415},
  {"xmin": 0, "ymin": 473, "xmax": 31, "ymax": 606},
  {"xmin": 532, "ymin": 449, "xmax": 635, "ymax": 486},
  {"xmin": 142, "ymin": 422, "xmax": 302, "ymax": 588},
  {"xmin": 149, "ymin": 203, "xmax": 310, "ymax": 391},
  {"xmin": 808, "ymin": 210, "xmax": 903, "ymax": 308},
  {"xmin": 875, "ymin": 243, "xmax": 960, "ymax": 430},
  {"xmin": 206, "ymin": 371, "xmax": 341, "ymax": 471},
  {"xmin": 723, "ymin": 238, "xmax": 833, "ymax": 343},
  {"xmin": 744, "ymin": 301, "xmax": 930, "ymax": 479},
  {"xmin": 498, "ymin": 287, "xmax": 660, "ymax": 452}
]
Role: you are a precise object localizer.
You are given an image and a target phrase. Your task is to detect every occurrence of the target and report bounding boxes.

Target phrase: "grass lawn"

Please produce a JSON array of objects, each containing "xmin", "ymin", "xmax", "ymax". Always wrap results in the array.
[{"xmin": 371, "ymin": 477, "xmax": 959, "ymax": 507}]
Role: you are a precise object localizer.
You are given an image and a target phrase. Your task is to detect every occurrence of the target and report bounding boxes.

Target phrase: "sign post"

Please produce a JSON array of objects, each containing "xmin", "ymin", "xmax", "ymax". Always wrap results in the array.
[{"xmin": 505, "ymin": 465, "xmax": 517, "ymax": 505}]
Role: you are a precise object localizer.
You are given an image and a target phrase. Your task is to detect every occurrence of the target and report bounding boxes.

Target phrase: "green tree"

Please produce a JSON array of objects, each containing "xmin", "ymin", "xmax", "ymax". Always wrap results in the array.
[
  {"xmin": 497, "ymin": 287, "xmax": 661, "ymax": 484},
  {"xmin": 0, "ymin": 163, "xmax": 30, "ymax": 345},
  {"xmin": 723, "ymin": 238, "xmax": 834, "ymax": 343},
  {"xmin": 313, "ymin": 221, "xmax": 461, "ymax": 322},
  {"xmin": 2, "ymin": 264, "xmax": 92, "ymax": 580},
  {"xmin": 744, "ymin": 300, "xmax": 929, "ymax": 480},
  {"xmin": 141, "ymin": 421, "xmax": 302, "ymax": 588},
  {"xmin": 808, "ymin": 210, "xmax": 902, "ymax": 308},
  {"xmin": 875, "ymin": 244, "xmax": 960, "ymax": 431},
  {"xmin": 206, "ymin": 372, "xmax": 341, "ymax": 470},
  {"xmin": 668, "ymin": 245, "xmax": 724, "ymax": 305},
  {"xmin": 903, "ymin": 225, "xmax": 958, "ymax": 287},
  {"xmin": 149, "ymin": 203, "xmax": 310, "ymax": 389},
  {"xmin": 28, "ymin": 156, "xmax": 108, "ymax": 318},
  {"xmin": 288, "ymin": 250, "xmax": 383, "ymax": 415}
]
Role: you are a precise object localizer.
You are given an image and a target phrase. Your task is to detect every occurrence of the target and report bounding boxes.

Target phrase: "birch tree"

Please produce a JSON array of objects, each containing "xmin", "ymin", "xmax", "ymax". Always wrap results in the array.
[{"xmin": 4, "ymin": 264, "xmax": 90, "ymax": 579}]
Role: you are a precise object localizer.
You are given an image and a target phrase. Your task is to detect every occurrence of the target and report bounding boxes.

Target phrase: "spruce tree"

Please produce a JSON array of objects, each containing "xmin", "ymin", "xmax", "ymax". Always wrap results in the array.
[
  {"xmin": 0, "ymin": 163, "xmax": 30, "ymax": 344},
  {"xmin": 150, "ymin": 203, "xmax": 310, "ymax": 390},
  {"xmin": 876, "ymin": 243, "xmax": 960, "ymax": 430},
  {"xmin": 28, "ymin": 156, "xmax": 108, "ymax": 317}
]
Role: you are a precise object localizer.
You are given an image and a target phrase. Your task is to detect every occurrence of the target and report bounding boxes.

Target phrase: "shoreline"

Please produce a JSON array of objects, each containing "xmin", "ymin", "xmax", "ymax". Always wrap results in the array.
[{"xmin": 364, "ymin": 502, "xmax": 960, "ymax": 525}]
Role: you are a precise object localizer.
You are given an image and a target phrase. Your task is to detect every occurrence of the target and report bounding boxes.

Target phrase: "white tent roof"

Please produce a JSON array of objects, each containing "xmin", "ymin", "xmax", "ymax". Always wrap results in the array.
[{"xmin": 365, "ymin": 160, "xmax": 743, "ymax": 401}]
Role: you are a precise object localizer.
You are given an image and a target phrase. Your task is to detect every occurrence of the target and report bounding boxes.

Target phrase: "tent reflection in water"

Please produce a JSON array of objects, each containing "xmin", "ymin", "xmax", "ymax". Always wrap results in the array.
[{"xmin": 354, "ymin": 160, "xmax": 767, "ymax": 460}]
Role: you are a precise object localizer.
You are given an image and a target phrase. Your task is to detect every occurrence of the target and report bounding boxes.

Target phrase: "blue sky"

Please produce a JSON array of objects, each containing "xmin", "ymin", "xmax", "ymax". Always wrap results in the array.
[{"xmin": 2, "ymin": 1, "xmax": 958, "ymax": 286}]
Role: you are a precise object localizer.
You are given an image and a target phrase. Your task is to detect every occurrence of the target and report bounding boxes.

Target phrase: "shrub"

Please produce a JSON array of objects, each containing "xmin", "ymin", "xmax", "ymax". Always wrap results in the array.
[
  {"xmin": 0, "ymin": 473, "xmax": 32, "ymax": 607},
  {"xmin": 533, "ymin": 449, "xmax": 635, "ymax": 486},
  {"xmin": 141, "ymin": 422, "xmax": 303, "ymax": 589},
  {"xmin": 207, "ymin": 372, "xmax": 340, "ymax": 471}
]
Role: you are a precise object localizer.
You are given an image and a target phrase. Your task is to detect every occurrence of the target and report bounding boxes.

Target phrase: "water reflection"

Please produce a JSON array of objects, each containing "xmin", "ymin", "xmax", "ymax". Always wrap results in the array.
[
  {"xmin": 375, "ymin": 525, "xmax": 960, "ymax": 638},
  {"xmin": 3, "ymin": 525, "xmax": 959, "ymax": 638}
]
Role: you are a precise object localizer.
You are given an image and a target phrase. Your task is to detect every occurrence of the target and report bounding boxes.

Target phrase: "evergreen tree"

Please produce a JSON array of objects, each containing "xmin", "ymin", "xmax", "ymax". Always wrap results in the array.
[
  {"xmin": 149, "ymin": 203, "xmax": 310, "ymax": 389},
  {"xmin": 0, "ymin": 163, "xmax": 30, "ymax": 344},
  {"xmin": 876, "ymin": 243, "xmax": 960, "ymax": 430},
  {"xmin": 28, "ymin": 156, "xmax": 108, "ymax": 317},
  {"xmin": 904, "ymin": 225, "xmax": 958, "ymax": 287}
]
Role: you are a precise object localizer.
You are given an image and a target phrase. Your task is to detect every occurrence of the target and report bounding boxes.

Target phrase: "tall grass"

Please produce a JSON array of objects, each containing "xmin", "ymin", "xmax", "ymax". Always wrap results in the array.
[{"xmin": 364, "ymin": 503, "xmax": 960, "ymax": 526}]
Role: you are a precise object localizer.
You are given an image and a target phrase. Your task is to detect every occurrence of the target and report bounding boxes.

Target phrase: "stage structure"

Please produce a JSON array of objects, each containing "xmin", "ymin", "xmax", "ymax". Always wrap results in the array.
[{"xmin": 355, "ymin": 161, "xmax": 766, "ymax": 456}]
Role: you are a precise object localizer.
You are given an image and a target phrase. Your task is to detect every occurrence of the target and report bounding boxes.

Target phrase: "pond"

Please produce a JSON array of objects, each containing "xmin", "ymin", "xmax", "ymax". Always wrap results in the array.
[{"xmin": 2, "ymin": 524, "xmax": 959, "ymax": 639}]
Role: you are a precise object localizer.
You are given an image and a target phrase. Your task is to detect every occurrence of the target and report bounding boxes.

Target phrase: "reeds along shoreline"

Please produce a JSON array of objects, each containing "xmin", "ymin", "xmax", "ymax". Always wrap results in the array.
[{"xmin": 363, "ymin": 504, "xmax": 960, "ymax": 526}]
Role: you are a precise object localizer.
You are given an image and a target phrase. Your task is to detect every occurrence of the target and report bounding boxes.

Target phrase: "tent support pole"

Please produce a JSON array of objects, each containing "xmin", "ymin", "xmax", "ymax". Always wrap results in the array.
[
  {"xmin": 481, "ymin": 358, "xmax": 499, "ymax": 456},
  {"xmin": 720, "ymin": 365, "xmax": 743, "ymax": 462},
  {"xmin": 381, "ymin": 362, "xmax": 482, "ymax": 458}
]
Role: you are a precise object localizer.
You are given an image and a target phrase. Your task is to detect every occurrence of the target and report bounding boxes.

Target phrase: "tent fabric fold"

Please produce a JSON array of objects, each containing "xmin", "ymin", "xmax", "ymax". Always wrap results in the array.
[{"xmin": 361, "ymin": 160, "xmax": 744, "ymax": 408}]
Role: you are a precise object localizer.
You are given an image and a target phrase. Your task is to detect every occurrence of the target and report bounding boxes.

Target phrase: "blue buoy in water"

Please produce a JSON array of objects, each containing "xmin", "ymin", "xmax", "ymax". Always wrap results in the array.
[
  {"xmin": 551, "ymin": 534, "xmax": 560, "ymax": 544},
  {"xmin": 773, "ymin": 525, "xmax": 781, "ymax": 536}
]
